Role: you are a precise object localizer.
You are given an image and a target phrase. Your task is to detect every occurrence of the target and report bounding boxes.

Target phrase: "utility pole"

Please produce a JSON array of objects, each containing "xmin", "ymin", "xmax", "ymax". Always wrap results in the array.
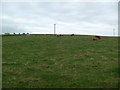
[
  {"xmin": 54, "ymin": 24, "xmax": 56, "ymax": 35},
  {"xmin": 113, "ymin": 28, "xmax": 115, "ymax": 36}
]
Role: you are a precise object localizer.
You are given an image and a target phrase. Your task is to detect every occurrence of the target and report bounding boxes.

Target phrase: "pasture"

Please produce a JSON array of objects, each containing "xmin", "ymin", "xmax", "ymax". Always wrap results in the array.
[{"xmin": 2, "ymin": 34, "xmax": 118, "ymax": 88}]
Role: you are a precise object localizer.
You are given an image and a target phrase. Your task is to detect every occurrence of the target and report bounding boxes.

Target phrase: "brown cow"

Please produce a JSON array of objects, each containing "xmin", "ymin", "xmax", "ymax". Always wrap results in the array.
[
  {"xmin": 93, "ymin": 37, "xmax": 98, "ymax": 40},
  {"xmin": 95, "ymin": 36, "xmax": 101, "ymax": 39}
]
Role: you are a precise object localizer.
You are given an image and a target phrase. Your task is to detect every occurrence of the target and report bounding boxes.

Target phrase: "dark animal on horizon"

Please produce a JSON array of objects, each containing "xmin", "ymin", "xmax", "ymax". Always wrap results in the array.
[
  {"xmin": 93, "ymin": 37, "xmax": 98, "ymax": 40},
  {"xmin": 56, "ymin": 35, "xmax": 60, "ymax": 37},
  {"xmin": 71, "ymin": 34, "xmax": 74, "ymax": 36},
  {"xmin": 92, "ymin": 35, "xmax": 101, "ymax": 40},
  {"xmin": 56, "ymin": 34, "xmax": 64, "ymax": 37},
  {"xmin": 95, "ymin": 36, "xmax": 101, "ymax": 39},
  {"xmin": 60, "ymin": 34, "xmax": 64, "ymax": 36}
]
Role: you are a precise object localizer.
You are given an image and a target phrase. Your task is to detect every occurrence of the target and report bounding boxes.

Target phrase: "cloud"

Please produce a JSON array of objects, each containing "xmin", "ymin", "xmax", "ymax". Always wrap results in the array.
[
  {"xmin": 1, "ymin": 2, "xmax": 118, "ymax": 36},
  {"xmin": 2, "ymin": 0, "xmax": 119, "ymax": 2},
  {"xmin": 2, "ymin": 24, "xmax": 26, "ymax": 33}
]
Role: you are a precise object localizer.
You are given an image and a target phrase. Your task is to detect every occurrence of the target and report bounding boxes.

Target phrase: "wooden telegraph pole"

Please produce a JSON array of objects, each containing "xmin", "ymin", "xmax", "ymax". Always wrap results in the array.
[{"xmin": 54, "ymin": 24, "xmax": 56, "ymax": 35}]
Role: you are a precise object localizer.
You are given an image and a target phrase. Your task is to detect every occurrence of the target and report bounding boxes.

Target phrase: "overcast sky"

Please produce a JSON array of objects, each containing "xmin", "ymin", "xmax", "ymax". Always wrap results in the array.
[{"xmin": 1, "ymin": 1, "xmax": 118, "ymax": 36}]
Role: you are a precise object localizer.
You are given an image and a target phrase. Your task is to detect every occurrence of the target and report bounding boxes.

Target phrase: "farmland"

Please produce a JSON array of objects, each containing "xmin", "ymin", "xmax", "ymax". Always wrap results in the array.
[{"xmin": 2, "ymin": 34, "xmax": 118, "ymax": 88}]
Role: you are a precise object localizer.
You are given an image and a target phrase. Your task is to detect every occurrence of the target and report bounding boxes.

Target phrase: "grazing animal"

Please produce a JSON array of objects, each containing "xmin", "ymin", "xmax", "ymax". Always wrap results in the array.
[
  {"xmin": 56, "ymin": 34, "xmax": 64, "ymax": 37},
  {"xmin": 93, "ymin": 37, "xmax": 98, "ymax": 40},
  {"xmin": 95, "ymin": 36, "xmax": 101, "ymax": 39},
  {"xmin": 71, "ymin": 34, "xmax": 74, "ymax": 36},
  {"xmin": 57, "ymin": 35, "xmax": 60, "ymax": 37},
  {"xmin": 92, "ymin": 35, "xmax": 101, "ymax": 40}
]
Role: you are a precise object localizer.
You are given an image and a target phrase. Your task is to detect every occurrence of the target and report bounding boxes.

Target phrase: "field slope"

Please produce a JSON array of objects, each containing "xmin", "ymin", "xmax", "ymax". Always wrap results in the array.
[{"xmin": 2, "ymin": 34, "xmax": 118, "ymax": 88}]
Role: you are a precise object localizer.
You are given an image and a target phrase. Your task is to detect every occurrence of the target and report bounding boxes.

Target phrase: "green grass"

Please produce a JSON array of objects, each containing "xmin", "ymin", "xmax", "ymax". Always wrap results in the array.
[{"xmin": 2, "ymin": 34, "xmax": 118, "ymax": 88}]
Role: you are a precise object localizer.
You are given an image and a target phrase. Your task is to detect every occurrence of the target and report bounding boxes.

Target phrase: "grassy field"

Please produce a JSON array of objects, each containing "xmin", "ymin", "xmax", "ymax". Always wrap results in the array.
[{"xmin": 2, "ymin": 34, "xmax": 118, "ymax": 88}]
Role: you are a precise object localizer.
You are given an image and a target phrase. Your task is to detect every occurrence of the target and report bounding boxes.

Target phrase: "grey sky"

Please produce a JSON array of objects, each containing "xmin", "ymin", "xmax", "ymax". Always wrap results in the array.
[{"xmin": 1, "ymin": 1, "xmax": 118, "ymax": 36}]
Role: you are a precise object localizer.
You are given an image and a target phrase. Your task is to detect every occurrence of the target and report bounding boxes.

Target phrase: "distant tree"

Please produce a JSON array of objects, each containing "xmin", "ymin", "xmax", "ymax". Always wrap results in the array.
[
  {"xmin": 71, "ymin": 34, "xmax": 74, "ymax": 36},
  {"xmin": 5, "ymin": 33, "xmax": 10, "ymax": 35},
  {"xmin": 23, "ymin": 33, "xmax": 25, "ymax": 35}
]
